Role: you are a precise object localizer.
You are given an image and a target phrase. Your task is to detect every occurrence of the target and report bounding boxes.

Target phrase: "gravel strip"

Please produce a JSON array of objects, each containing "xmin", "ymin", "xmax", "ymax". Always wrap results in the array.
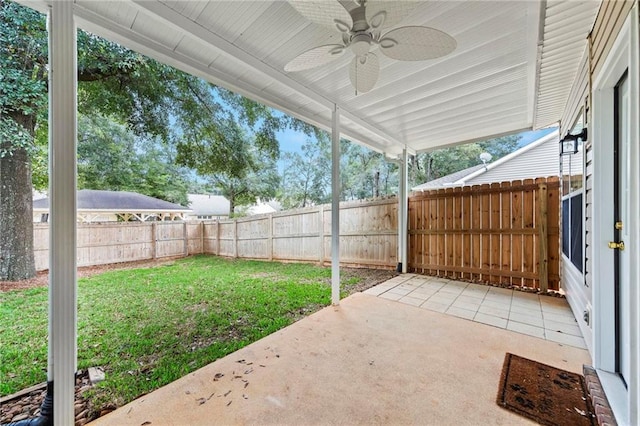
[{"xmin": 0, "ymin": 370, "xmax": 102, "ymax": 426}]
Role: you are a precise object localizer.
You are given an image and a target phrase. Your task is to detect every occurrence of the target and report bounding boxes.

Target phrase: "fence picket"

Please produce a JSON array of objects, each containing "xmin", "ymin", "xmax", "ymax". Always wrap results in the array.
[
  {"xmin": 480, "ymin": 184, "xmax": 491, "ymax": 282},
  {"xmin": 461, "ymin": 188, "xmax": 471, "ymax": 280},
  {"xmin": 500, "ymin": 181, "xmax": 512, "ymax": 285},
  {"xmin": 453, "ymin": 187, "xmax": 463, "ymax": 279},
  {"xmin": 445, "ymin": 188, "xmax": 454, "ymax": 278},
  {"xmin": 490, "ymin": 182, "xmax": 501, "ymax": 283},
  {"xmin": 511, "ymin": 181, "xmax": 523, "ymax": 286},
  {"xmin": 471, "ymin": 186, "xmax": 481, "ymax": 281},
  {"xmin": 522, "ymin": 178, "xmax": 535, "ymax": 287},
  {"xmin": 547, "ymin": 176, "xmax": 561, "ymax": 289}
]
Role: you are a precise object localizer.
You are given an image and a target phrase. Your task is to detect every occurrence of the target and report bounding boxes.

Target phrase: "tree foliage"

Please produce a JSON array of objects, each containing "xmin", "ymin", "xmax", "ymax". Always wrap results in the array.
[
  {"xmin": 409, "ymin": 135, "xmax": 521, "ymax": 187},
  {"xmin": 208, "ymin": 153, "xmax": 280, "ymax": 216},
  {"xmin": 278, "ymin": 134, "xmax": 399, "ymax": 208},
  {"xmin": 76, "ymin": 114, "xmax": 190, "ymax": 206},
  {"xmin": 340, "ymin": 142, "xmax": 398, "ymax": 200},
  {"xmin": 280, "ymin": 134, "xmax": 331, "ymax": 209},
  {"xmin": 176, "ymin": 119, "xmax": 280, "ymax": 214},
  {"xmin": 0, "ymin": 0, "xmax": 47, "ymax": 156}
]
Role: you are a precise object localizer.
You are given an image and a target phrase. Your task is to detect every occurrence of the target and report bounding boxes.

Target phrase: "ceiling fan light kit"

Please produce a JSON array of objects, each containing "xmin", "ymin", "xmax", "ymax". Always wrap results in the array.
[{"xmin": 285, "ymin": 0, "xmax": 457, "ymax": 94}]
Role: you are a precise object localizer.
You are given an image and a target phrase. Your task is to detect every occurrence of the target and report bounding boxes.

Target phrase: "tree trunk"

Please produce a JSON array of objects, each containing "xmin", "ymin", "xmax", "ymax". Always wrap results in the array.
[
  {"xmin": 373, "ymin": 170, "xmax": 380, "ymax": 198},
  {"xmin": 1, "ymin": 114, "xmax": 36, "ymax": 280},
  {"xmin": 228, "ymin": 197, "xmax": 235, "ymax": 217}
]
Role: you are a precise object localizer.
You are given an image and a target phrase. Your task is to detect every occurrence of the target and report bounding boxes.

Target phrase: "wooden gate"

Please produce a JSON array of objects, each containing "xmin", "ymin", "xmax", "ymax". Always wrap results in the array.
[{"xmin": 408, "ymin": 177, "xmax": 560, "ymax": 290}]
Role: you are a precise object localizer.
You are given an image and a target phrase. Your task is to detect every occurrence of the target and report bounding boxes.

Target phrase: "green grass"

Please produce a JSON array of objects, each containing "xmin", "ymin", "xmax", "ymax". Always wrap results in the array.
[{"xmin": 0, "ymin": 255, "xmax": 354, "ymax": 413}]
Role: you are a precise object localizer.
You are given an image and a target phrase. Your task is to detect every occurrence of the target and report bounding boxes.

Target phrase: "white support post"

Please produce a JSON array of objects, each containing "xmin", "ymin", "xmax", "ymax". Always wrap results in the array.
[
  {"xmin": 331, "ymin": 105, "xmax": 340, "ymax": 305},
  {"xmin": 398, "ymin": 148, "xmax": 408, "ymax": 273},
  {"xmin": 48, "ymin": 2, "xmax": 78, "ymax": 424}
]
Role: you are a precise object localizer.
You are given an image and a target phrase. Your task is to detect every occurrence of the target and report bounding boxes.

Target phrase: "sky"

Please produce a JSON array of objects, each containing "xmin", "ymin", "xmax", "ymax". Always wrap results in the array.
[
  {"xmin": 517, "ymin": 127, "xmax": 558, "ymax": 147},
  {"xmin": 276, "ymin": 128, "xmax": 310, "ymax": 155}
]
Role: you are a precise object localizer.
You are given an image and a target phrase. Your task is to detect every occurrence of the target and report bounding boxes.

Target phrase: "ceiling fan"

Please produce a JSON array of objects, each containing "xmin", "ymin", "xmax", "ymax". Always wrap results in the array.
[{"xmin": 284, "ymin": 0, "xmax": 457, "ymax": 94}]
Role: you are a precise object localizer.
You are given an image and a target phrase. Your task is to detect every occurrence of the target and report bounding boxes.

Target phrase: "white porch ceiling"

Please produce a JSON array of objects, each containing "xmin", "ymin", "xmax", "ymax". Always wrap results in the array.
[{"xmin": 21, "ymin": 0, "xmax": 600, "ymax": 157}]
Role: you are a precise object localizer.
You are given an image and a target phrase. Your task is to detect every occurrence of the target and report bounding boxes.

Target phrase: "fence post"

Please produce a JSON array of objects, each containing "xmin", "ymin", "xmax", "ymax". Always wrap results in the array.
[
  {"xmin": 215, "ymin": 221, "xmax": 220, "ymax": 256},
  {"xmin": 318, "ymin": 205, "xmax": 324, "ymax": 265},
  {"xmin": 200, "ymin": 221, "xmax": 204, "ymax": 254},
  {"xmin": 538, "ymin": 181, "xmax": 549, "ymax": 292},
  {"xmin": 183, "ymin": 222, "xmax": 188, "ymax": 257},
  {"xmin": 268, "ymin": 214, "xmax": 273, "ymax": 261},
  {"xmin": 234, "ymin": 220, "xmax": 238, "ymax": 258},
  {"xmin": 151, "ymin": 222, "xmax": 157, "ymax": 259}
]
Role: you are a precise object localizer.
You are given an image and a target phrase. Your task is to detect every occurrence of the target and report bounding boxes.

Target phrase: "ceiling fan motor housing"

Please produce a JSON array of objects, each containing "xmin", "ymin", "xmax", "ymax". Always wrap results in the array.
[{"xmin": 350, "ymin": 33, "xmax": 372, "ymax": 57}]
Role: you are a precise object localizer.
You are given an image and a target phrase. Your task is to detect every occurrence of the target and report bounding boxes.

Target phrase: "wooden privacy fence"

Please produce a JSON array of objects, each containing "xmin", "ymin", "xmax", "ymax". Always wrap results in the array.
[
  {"xmin": 34, "ymin": 222, "xmax": 203, "ymax": 271},
  {"xmin": 33, "ymin": 198, "xmax": 398, "ymax": 271},
  {"xmin": 203, "ymin": 198, "xmax": 397, "ymax": 268},
  {"xmin": 408, "ymin": 177, "xmax": 560, "ymax": 290}
]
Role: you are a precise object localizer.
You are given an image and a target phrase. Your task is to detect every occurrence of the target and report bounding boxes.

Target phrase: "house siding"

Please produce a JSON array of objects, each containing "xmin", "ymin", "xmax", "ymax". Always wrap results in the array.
[
  {"xmin": 464, "ymin": 135, "xmax": 582, "ymax": 186},
  {"xmin": 590, "ymin": 0, "xmax": 635, "ymax": 79},
  {"xmin": 558, "ymin": 41, "xmax": 592, "ymax": 345}
]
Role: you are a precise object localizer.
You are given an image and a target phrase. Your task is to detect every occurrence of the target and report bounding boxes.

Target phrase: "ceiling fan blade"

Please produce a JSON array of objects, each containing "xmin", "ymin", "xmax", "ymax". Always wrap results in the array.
[
  {"xmin": 349, "ymin": 53, "xmax": 379, "ymax": 94},
  {"xmin": 379, "ymin": 26, "xmax": 456, "ymax": 61},
  {"xmin": 284, "ymin": 44, "xmax": 346, "ymax": 72},
  {"xmin": 288, "ymin": 1, "xmax": 353, "ymax": 33},
  {"xmin": 365, "ymin": 1, "xmax": 417, "ymax": 30}
]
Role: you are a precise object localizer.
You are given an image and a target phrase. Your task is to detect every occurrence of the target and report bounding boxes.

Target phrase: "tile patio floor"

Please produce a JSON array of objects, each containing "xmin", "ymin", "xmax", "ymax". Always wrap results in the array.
[{"xmin": 364, "ymin": 274, "xmax": 586, "ymax": 349}]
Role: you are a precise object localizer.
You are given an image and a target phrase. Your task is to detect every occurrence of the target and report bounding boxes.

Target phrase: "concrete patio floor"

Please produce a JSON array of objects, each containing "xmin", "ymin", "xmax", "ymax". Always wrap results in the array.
[{"xmin": 92, "ymin": 281, "xmax": 591, "ymax": 426}]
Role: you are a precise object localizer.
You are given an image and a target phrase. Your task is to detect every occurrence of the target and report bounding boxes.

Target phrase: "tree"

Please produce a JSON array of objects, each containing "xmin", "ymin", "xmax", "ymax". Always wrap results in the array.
[
  {"xmin": 176, "ymin": 119, "xmax": 279, "ymax": 214},
  {"xmin": 280, "ymin": 134, "xmax": 331, "ymax": 209},
  {"xmin": 409, "ymin": 135, "xmax": 521, "ymax": 187},
  {"xmin": 340, "ymin": 142, "xmax": 398, "ymax": 200},
  {"xmin": 279, "ymin": 134, "xmax": 399, "ymax": 207},
  {"xmin": 0, "ymin": 1, "xmax": 48, "ymax": 280},
  {"xmin": 208, "ymin": 153, "xmax": 280, "ymax": 216},
  {"xmin": 76, "ymin": 114, "xmax": 191, "ymax": 205},
  {"xmin": 1, "ymin": 1, "xmax": 297, "ymax": 280}
]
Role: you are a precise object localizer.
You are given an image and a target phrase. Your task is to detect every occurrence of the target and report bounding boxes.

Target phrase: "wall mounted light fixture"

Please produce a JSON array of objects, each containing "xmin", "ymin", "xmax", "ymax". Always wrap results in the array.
[{"xmin": 560, "ymin": 127, "xmax": 587, "ymax": 155}]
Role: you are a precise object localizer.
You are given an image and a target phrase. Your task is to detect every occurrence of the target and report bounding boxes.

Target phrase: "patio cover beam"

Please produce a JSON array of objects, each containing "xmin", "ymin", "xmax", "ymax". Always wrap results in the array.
[
  {"xmin": 47, "ymin": 1, "xmax": 78, "ymax": 423},
  {"xmin": 331, "ymin": 105, "xmax": 340, "ymax": 305},
  {"xmin": 398, "ymin": 148, "xmax": 408, "ymax": 273}
]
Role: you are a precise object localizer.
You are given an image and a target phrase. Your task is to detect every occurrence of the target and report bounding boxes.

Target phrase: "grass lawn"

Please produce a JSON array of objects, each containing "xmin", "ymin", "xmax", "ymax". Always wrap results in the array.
[{"xmin": 0, "ymin": 255, "xmax": 375, "ymax": 415}]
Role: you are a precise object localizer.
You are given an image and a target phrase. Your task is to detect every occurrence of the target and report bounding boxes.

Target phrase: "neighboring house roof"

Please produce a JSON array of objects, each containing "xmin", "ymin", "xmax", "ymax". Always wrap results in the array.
[
  {"xmin": 33, "ymin": 190, "xmax": 47, "ymax": 201},
  {"xmin": 414, "ymin": 164, "xmax": 486, "ymax": 191},
  {"xmin": 234, "ymin": 198, "xmax": 281, "ymax": 216},
  {"xmin": 247, "ymin": 202, "xmax": 277, "ymax": 216},
  {"xmin": 187, "ymin": 194, "xmax": 230, "ymax": 217},
  {"xmin": 33, "ymin": 189, "xmax": 190, "ymax": 212},
  {"xmin": 265, "ymin": 199, "xmax": 282, "ymax": 212},
  {"xmin": 412, "ymin": 130, "xmax": 580, "ymax": 191}
]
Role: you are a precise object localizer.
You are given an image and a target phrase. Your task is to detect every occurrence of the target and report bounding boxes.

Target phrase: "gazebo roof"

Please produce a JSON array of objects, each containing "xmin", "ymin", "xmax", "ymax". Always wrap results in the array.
[{"xmin": 33, "ymin": 189, "xmax": 191, "ymax": 212}]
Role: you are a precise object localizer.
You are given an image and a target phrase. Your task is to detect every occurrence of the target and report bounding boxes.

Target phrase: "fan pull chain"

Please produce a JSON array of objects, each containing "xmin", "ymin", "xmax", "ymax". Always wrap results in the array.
[{"xmin": 355, "ymin": 60, "xmax": 359, "ymax": 96}]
